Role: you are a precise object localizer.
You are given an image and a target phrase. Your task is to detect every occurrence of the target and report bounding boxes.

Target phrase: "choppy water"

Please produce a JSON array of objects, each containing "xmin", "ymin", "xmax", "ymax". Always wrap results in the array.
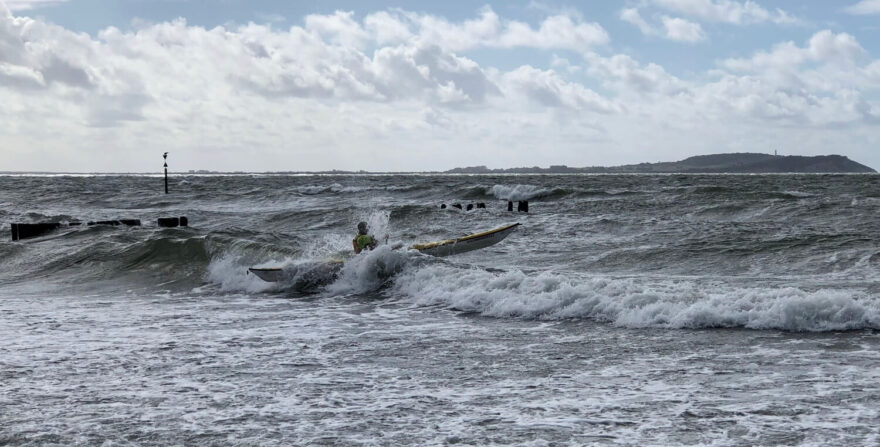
[{"xmin": 1, "ymin": 174, "xmax": 879, "ymax": 446}]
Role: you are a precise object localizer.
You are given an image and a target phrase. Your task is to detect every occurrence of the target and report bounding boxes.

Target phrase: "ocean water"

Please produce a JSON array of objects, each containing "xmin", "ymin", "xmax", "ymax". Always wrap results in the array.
[{"xmin": 1, "ymin": 174, "xmax": 879, "ymax": 446}]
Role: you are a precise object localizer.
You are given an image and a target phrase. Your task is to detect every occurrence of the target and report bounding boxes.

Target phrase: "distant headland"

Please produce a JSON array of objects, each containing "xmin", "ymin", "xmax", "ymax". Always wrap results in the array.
[{"xmin": 445, "ymin": 153, "xmax": 876, "ymax": 174}]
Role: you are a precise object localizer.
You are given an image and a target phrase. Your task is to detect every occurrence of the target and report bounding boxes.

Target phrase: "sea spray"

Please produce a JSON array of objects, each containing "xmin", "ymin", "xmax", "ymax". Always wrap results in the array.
[
  {"xmin": 326, "ymin": 245, "xmax": 411, "ymax": 295},
  {"xmin": 206, "ymin": 254, "xmax": 276, "ymax": 293}
]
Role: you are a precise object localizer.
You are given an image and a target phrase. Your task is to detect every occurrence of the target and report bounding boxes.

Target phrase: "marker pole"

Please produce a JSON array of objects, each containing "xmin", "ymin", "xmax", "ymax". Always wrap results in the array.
[{"xmin": 163, "ymin": 152, "xmax": 169, "ymax": 194}]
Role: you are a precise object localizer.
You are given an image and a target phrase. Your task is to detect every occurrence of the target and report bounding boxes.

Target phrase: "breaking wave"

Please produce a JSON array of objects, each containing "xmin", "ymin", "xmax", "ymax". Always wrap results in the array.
[
  {"xmin": 391, "ymin": 264, "xmax": 880, "ymax": 332},
  {"xmin": 489, "ymin": 184, "xmax": 562, "ymax": 201}
]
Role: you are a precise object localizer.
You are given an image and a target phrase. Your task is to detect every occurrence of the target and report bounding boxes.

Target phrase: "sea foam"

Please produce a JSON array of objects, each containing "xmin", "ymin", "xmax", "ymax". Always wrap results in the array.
[
  {"xmin": 489, "ymin": 184, "xmax": 554, "ymax": 201},
  {"xmin": 390, "ymin": 264, "xmax": 880, "ymax": 332}
]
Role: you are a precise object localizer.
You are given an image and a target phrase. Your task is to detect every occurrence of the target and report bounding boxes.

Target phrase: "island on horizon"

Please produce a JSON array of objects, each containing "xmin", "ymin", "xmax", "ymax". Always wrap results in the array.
[
  {"xmin": 7, "ymin": 152, "xmax": 872, "ymax": 175},
  {"xmin": 445, "ymin": 153, "xmax": 876, "ymax": 174}
]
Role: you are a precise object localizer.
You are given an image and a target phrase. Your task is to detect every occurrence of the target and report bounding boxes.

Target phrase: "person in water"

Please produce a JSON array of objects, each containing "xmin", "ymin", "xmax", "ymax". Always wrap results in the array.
[{"xmin": 353, "ymin": 221, "xmax": 378, "ymax": 254}]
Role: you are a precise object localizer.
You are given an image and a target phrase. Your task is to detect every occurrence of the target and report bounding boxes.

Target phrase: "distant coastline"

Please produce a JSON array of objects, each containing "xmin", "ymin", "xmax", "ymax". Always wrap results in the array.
[
  {"xmin": 1, "ymin": 153, "xmax": 875, "ymax": 175},
  {"xmin": 445, "ymin": 153, "xmax": 876, "ymax": 174}
]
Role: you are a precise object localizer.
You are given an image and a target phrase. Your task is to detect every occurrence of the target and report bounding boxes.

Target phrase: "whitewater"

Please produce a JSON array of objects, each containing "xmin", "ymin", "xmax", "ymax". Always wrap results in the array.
[{"xmin": 1, "ymin": 174, "xmax": 879, "ymax": 445}]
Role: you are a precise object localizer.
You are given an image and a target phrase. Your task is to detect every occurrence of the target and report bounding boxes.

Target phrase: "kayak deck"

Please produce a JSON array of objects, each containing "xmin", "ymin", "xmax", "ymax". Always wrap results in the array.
[{"xmin": 411, "ymin": 223, "xmax": 520, "ymax": 257}]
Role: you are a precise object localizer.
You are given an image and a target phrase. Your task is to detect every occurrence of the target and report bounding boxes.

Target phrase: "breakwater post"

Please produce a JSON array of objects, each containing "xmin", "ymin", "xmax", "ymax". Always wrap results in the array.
[{"xmin": 157, "ymin": 217, "xmax": 189, "ymax": 228}]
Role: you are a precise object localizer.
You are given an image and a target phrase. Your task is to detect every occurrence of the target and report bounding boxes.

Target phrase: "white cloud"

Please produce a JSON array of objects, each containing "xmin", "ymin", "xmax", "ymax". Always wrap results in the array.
[
  {"xmin": 721, "ymin": 30, "xmax": 865, "ymax": 72},
  {"xmin": 305, "ymin": 10, "xmax": 370, "ymax": 48},
  {"xmin": 363, "ymin": 11, "xmax": 414, "ymax": 45},
  {"xmin": 620, "ymin": 8, "xmax": 654, "ymax": 35},
  {"xmin": 496, "ymin": 14, "xmax": 609, "ymax": 50},
  {"xmin": 501, "ymin": 65, "xmax": 617, "ymax": 113},
  {"xmin": 661, "ymin": 16, "xmax": 706, "ymax": 42},
  {"xmin": 620, "ymin": 8, "xmax": 705, "ymax": 42},
  {"xmin": 586, "ymin": 53, "xmax": 688, "ymax": 96},
  {"xmin": 844, "ymin": 0, "xmax": 880, "ymax": 15},
  {"xmin": 709, "ymin": 30, "xmax": 876, "ymax": 126},
  {"xmin": 651, "ymin": 0, "xmax": 797, "ymax": 25},
  {"xmin": 382, "ymin": 7, "xmax": 609, "ymax": 53},
  {"xmin": 3, "ymin": 0, "xmax": 66, "ymax": 11}
]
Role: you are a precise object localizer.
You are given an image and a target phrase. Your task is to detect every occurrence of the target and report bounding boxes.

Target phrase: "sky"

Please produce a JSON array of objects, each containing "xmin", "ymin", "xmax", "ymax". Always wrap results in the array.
[{"xmin": 0, "ymin": 0, "xmax": 879, "ymax": 172}]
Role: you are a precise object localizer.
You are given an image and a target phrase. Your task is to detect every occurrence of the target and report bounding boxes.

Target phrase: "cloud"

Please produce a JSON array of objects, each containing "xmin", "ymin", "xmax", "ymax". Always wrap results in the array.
[
  {"xmin": 3, "ymin": 0, "xmax": 67, "ymax": 11},
  {"xmin": 368, "ymin": 44, "xmax": 502, "ymax": 105},
  {"xmin": 373, "ymin": 7, "xmax": 609, "ymax": 53},
  {"xmin": 0, "ymin": 8, "xmax": 97, "ymax": 89},
  {"xmin": 844, "ymin": 0, "xmax": 880, "ymax": 15},
  {"xmin": 501, "ymin": 65, "xmax": 617, "ymax": 113},
  {"xmin": 620, "ymin": 8, "xmax": 655, "ymax": 35},
  {"xmin": 661, "ymin": 16, "xmax": 706, "ymax": 42},
  {"xmin": 720, "ymin": 30, "xmax": 865, "ymax": 72},
  {"xmin": 305, "ymin": 10, "xmax": 370, "ymax": 48},
  {"xmin": 709, "ymin": 30, "xmax": 875, "ymax": 125},
  {"xmin": 495, "ymin": 14, "xmax": 609, "ymax": 50},
  {"xmin": 0, "ymin": 5, "xmax": 620, "ymax": 171},
  {"xmin": 621, "ymin": 8, "xmax": 706, "ymax": 42},
  {"xmin": 651, "ymin": 0, "xmax": 797, "ymax": 25},
  {"xmin": 586, "ymin": 53, "xmax": 688, "ymax": 96}
]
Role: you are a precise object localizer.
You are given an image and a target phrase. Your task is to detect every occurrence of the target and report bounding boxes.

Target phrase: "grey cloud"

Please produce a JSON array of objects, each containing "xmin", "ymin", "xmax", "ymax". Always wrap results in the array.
[
  {"xmin": 240, "ymin": 70, "xmax": 336, "ymax": 99},
  {"xmin": 369, "ymin": 44, "xmax": 500, "ymax": 106},
  {"xmin": 409, "ymin": 45, "xmax": 501, "ymax": 104},
  {"xmin": 42, "ymin": 55, "xmax": 93, "ymax": 88},
  {"xmin": 0, "ymin": 64, "xmax": 43, "ymax": 89},
  {"xmin": 0, "ymin": 10, "xmax": 93, "ymax": 90},
  {"xmin": 237, "ymin": 41, "xmax": 500, "ymax": 107}
]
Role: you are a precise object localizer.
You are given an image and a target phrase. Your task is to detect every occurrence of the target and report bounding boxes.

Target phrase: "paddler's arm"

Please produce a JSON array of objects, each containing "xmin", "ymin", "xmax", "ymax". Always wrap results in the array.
[{"xmin": 353, "ymin": 238, "xmax": 362, "ymax": 254}]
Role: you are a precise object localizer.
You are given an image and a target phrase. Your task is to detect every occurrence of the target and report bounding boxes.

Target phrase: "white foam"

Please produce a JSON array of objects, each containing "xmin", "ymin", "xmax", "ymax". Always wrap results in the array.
[
  {"xmin": 490, "ymin": 184, "xmax": 553, "ymax": 201},
  {"xmin": 391, "ymin": 264, "xmax": 880, "ymax": 332},
  {"xmin": 205, "ymin": 254, "xmax": 276, "ymax": 293},
  {"xmin": 325, "ymin": 245, "xmax": 412, "ymax": 295}
]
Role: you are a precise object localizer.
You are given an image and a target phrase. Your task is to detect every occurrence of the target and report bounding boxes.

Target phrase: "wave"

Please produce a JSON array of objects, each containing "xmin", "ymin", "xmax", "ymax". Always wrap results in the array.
[
  {"xmin": 390, "ymin": 264, "xmax": 880, "ymax": 332},
  {"xmin": 296, "ymin": 184, "xmax": 424, "ymax": 195},
  {"xmin": 0, "ymin": 227, "xmax": 215, "ymax": 289},
  {"xmin": 489, "ymin": 184, "xmax": 562, "ymax": 201},
  {"xmin": 456, "ymin": 184, "xmax": 571, "ymax": 201}
]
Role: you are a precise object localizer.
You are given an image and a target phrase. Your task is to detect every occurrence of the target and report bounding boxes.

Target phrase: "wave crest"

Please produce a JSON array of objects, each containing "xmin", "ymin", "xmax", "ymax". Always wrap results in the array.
[{"xmin": 391, "ymin": 265, "xmax": 880, "ymax": 332}]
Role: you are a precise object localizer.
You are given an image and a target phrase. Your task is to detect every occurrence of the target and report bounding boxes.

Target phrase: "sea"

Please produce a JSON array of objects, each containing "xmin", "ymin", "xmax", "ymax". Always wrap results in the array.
[{"xmin": 1, "ymin": 173, "xmax": 879, "ymax": 446}]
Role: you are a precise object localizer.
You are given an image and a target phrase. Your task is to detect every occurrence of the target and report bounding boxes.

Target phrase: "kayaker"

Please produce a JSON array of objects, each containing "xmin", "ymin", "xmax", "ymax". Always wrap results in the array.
[{"xmin": 352, "ymin": 221, "xmax": 378, "ymax": 254}]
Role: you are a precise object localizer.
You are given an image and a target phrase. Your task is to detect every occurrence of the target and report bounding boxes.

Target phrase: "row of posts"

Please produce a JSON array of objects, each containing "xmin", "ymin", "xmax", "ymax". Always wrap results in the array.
[
  {"xmin": 10, "ymin": 216, "xmax": 189, "ymax": 241},
  {"xmin": 440, "ymin": 201, "xmax": 529, "ymax": 213},
  {"xmin": 11, "ymin": 153, "xmax": 176, "ymax": 241}
]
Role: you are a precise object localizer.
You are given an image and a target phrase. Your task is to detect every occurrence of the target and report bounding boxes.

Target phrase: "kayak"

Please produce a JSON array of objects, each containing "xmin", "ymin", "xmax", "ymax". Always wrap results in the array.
[
  {"xmin": 249, "ymin": 259, "xmax": 343, "ymax": 284},
  {"xmin": 248, "ymin": 223, "xmax": 519, "ymax": 282},
  {"xmin": 410, "ymin": 223, "xmax": 520, "ymax": 257}
]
